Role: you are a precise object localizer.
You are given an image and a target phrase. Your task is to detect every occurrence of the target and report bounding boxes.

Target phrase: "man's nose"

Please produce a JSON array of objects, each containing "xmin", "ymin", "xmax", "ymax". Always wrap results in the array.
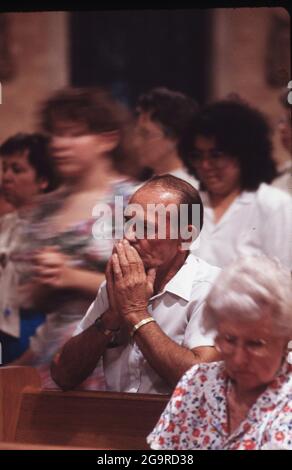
[{"xmin": 124, "ymin": 224, "xmax": 137, "ymax": 243}]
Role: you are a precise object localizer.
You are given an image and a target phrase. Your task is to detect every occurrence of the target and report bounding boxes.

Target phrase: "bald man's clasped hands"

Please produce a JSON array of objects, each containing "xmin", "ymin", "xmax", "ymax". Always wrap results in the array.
[{"xmin": 105, "ymin": 239, "xmax": 157, "ymax": 335}]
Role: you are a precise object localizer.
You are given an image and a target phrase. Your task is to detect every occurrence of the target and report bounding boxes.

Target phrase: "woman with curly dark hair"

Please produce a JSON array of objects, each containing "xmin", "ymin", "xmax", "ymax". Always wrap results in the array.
[{"xmin": 180, "ymin": 99, "xmax": 292, "ymax": 269}]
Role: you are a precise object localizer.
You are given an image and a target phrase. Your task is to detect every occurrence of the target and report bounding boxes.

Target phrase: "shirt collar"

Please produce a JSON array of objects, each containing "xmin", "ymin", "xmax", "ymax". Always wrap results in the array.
[
  {"xmin": 246, "ymin": 358, "xmax": 292, "ymax": 423},
  {"xmin": 149, "ymin": 253, "xmax": 199, "ymax": 303},
  {"xmin": 203, "ymin": 363, "xmax": 230, "ymax": 435},
  {"xmin": 225, "ymin": 359, "xmax": 292, "ymax": 444},
  {"xmin": 205, "ymin": 358, "xmax": 292, "ymax": 441},
  {"xmin": 200, "ymin": 190, "xmax": 255, "ymax": 207}
]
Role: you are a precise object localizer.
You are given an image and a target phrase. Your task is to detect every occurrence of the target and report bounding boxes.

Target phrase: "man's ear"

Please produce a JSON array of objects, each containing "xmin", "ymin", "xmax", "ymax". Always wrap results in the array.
[
  {"xmin": 98, "ymin": 130, "xmax": 121, "ymax": 153},
  {"xmin": 178, "ymin": 224, "xmax": 199, "ymax": 252}
]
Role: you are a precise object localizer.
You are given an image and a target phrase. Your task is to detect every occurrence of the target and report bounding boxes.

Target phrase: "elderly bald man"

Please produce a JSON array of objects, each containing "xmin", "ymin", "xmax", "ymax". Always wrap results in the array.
[{"xmin": 51, "ymin": 175, "xmax": 220, "ymax": 394}]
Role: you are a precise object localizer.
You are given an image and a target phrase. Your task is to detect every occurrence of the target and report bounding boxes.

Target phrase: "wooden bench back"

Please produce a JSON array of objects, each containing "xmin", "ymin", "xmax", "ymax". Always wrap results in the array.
[
  {"xmin": 0, "ymin": 366, "xmax": 41, "ymax": 442},
  {"xmin": 0, "ymin": 367, "xmax": 169, "ymax": 450}
]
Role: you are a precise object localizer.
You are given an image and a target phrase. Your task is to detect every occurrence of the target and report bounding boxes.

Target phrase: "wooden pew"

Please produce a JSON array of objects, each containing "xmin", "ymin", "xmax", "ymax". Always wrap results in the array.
[
  {"xmin": 0, "ymin": 442, "xmax": 96, "ymax": 450},
  {"xmin": 0, "ymin": 366, "xmax": 41, "ymax": 442},
  {"xmin": 0, "ymin": 366, "xmax": 169, "ymax": 450}
]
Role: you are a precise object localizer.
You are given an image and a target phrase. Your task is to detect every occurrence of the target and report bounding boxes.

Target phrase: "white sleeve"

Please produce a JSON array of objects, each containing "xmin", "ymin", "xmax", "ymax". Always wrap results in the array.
[
  {"xmin": 261, "ymin": 192, "xmax": 292, "ymax": 270},
  {"xmin": 73, "ymin": 281, "xmax": 109, "ymax": 336},
  {"xmin": 183, "ymin": 301, "xmax": 215, "ymax": 349}
]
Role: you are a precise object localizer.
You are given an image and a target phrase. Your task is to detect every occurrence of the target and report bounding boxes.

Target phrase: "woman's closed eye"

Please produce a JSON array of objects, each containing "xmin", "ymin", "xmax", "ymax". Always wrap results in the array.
[{"xmin": 246, "ymin": 339, "xmax": 267, "ymax": 350}]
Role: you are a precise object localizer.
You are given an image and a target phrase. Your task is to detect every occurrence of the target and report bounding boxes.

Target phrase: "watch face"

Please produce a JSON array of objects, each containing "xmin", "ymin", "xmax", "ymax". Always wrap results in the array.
[
  {"xmin": 94, "ymin": 316, "xmax": 121, "ymax": 347},
  {"xmin": 94, "ymin": 316, "xmax": 115, "ymax": 337}
]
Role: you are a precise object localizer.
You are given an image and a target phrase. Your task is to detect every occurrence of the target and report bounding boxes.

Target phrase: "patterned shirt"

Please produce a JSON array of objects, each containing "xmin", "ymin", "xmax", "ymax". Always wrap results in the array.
[
  {"xmin": 18, "ymin": 180, "xmax": 136, "ymax": 367},
  {"xmin": 0, "ymin": 212, "xmax": 27, "ymax": 337},
  {"xmin": 147, "ymin": 359, "xmax": 292, "ymax": 450}
]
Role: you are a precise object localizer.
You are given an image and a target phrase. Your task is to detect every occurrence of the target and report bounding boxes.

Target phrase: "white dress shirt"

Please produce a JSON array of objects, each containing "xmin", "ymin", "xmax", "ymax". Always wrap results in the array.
[
  {"xmin": 74, "ymin": 254, "xmax": 220, "ymax": 394},
  {"xmin": 192, "ymin": 183, "xmax": 292, "ymax": 269},
  {"xmin": 272, "ymin": 161, "xmax": 292, "ymax": 196}
]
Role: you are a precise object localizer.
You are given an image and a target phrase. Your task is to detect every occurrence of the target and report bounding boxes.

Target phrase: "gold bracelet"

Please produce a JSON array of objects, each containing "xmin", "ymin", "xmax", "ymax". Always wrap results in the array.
[{"xmin": 130, "ymin": 317, "xmax": 156, "ymax": 338}]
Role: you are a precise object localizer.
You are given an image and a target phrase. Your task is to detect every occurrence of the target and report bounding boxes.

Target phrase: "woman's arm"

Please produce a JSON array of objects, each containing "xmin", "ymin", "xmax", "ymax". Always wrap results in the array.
[{"xmin": 33, "ymin": 247, "xmax": 105, "ymax": 296}]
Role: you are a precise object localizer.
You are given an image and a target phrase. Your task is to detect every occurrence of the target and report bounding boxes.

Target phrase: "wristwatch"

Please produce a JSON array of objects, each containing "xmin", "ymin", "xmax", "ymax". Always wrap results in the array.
[{"xmin": 94, "ymin": 314, "xmax": 120, "ymax": 347}]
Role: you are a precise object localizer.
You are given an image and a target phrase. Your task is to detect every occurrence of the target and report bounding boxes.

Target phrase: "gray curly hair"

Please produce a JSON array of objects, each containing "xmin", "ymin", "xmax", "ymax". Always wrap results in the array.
[{"xmin": 202, "ymin": 255, "xmax": 292, "ymax": 338}]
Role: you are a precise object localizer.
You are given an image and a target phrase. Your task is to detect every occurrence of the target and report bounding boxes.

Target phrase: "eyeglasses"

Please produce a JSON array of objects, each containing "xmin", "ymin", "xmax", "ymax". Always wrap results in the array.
[
  {"xmin": 215, "ymin": 334, "xmax": 272, "ymax": 358},
  {"xmin": 189, "ymin": 149, "xmax": 232, "ymax": 169}
]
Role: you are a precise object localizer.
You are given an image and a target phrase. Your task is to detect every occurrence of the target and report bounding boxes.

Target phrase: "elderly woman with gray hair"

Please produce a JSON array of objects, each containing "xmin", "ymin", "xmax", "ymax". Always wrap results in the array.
[{"xmin": 147, "ymin": 256, "xmax": 292, "ymax": 450}]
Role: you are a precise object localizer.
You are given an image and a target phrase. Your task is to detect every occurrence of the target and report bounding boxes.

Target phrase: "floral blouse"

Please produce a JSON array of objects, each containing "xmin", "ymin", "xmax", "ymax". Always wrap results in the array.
[
  {"xmin": 147, "ymin": 359, "xmax": 292, "ymax": 450},
  {"xmin": 0, "ymin": 212, "xmax": 27, "ymax": 337},
  {"xmin": 17, "ymin": 180, "xmax": 137, "ymax": 368}
]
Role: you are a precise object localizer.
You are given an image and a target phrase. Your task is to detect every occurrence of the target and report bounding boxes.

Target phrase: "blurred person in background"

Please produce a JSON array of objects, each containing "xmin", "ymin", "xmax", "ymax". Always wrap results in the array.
[
  {"xmin": 148, "ymin": 255, "xmax": 292, "ymax": 450},
  {"xmin": 0, "ymin": 160, "xmax": 13, "ymax": 216},
  {"xmin": 0, "ymin": 133, "xmax": 57, "ymax": 363},
  {"xmin": 180, "ymin": 99, "xmax": 292, "ymax": 269},
  {"xmin": 12, "ymin": 88, "xmax": 139, "ymax": 389},
  {"xmin": 135, "ymin": 87, "xmax": 199, "ymax": 188}
]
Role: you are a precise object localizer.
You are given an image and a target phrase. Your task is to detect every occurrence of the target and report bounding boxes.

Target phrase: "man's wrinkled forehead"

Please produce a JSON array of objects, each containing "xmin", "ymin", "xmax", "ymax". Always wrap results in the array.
[{"xmin": 128, "ymin": 188, "xmax": 181, "ymax": 223}]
